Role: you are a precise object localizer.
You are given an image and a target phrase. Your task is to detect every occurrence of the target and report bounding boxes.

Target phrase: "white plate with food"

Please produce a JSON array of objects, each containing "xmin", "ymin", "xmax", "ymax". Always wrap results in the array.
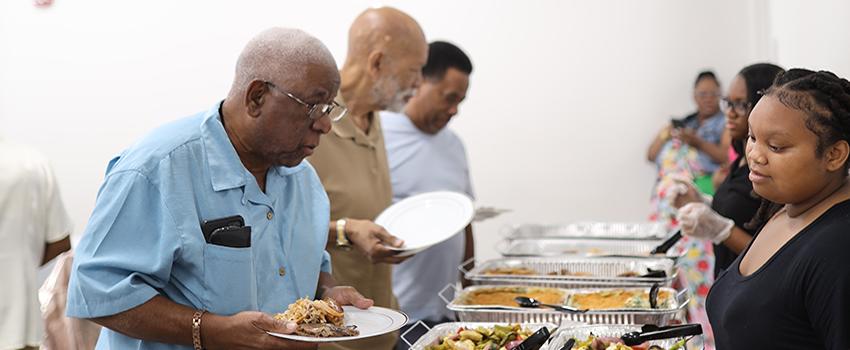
[
  {"xmin": 376, "ymin": 191, "xmax": 474, "ymax": 257},
  {"xmin": 268, "ymin": 298, "xmax": 408, "ymax": 342}
]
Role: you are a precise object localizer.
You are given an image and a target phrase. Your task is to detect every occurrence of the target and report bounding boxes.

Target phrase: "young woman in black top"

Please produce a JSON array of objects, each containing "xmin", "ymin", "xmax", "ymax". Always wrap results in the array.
[
  {"xmin": 673, "ymin": 63, "xmax": 785, "ymax": 277},
  {"xmin": 706, "ymin": 69, "xmax": 850, "ymax": 348}
]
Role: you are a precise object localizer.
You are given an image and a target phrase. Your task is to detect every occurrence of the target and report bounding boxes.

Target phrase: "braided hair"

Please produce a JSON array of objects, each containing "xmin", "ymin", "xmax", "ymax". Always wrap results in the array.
[
  {"xmin": 746, "ymin": 68, "xmax": 850, "ymax": 229},
  {"xmin": 769, "ymin": 69, "xmax": 850, "ymax": 159}
]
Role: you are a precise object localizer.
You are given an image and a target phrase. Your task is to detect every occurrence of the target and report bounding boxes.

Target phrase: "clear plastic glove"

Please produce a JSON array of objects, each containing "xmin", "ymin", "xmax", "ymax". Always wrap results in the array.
[
  {"xmin": 668, "ymin": 177, "xmax": 712, "ymax": 209},
  {"xmin": 676, "ymin": 202, "xmax": 734, "ymax": 244}
]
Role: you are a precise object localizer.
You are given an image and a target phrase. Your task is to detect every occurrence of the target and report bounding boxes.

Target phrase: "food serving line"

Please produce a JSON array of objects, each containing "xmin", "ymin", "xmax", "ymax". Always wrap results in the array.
[{"xmin": 405, "ymin": 221, "xmax": 704, "ymax": 350}]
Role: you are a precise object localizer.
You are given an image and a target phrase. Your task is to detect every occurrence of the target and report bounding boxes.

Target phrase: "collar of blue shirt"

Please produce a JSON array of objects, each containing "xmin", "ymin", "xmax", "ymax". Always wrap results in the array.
[{"xmin": 200, "ymin": 102, "xmax": 309, "ymax": 193}]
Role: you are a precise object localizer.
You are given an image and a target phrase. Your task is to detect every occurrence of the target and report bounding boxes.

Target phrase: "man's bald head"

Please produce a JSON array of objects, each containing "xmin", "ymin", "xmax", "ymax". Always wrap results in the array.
[
  {"xmin": 341, "ymin": 7, "xmax": 428, "ymax": 113},
  {"xmin": 229, "ymin": 27, "xmax": 339, "ymax": 101},
  {"xmin": 345, "ymin": 7, "xmax": 426, "ymax": 62}
]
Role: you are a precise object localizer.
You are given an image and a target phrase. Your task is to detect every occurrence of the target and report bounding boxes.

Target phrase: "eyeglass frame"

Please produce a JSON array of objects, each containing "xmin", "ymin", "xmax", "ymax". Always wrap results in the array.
[
  {"xmin": 264, "ymin": 81, "xmax": 347, "ymax": 122},
  {"xmin": 720, "ymin": 97, "xmax": 752, "ymax": 115}
]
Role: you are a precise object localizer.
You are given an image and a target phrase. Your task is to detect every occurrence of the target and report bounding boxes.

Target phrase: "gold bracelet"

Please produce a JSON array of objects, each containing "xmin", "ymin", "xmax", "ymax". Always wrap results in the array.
[
  {"xmin": 192, "ymin": 310, "xmax": 206, "ymax": 350},
  {"xmin": 336, "ymin": 218, "xmax": 351, "ymax": 249}
]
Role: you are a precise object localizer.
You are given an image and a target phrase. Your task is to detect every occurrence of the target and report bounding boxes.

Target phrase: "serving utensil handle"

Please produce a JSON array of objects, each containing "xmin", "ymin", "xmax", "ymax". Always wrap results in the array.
[{"xmin": 400, "ymin": 320, "xmax": 430, "ymax": 347}]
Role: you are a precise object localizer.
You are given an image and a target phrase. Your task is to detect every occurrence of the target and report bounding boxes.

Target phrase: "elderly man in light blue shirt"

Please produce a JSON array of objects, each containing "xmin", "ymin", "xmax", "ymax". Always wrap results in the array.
[
  {"xmin": 381, "ymin": 42, "xmax": 475, "ymax": 346},
  {"xmin": 67, "ymin": 28, "xmax": 371, "ymax": 350}
]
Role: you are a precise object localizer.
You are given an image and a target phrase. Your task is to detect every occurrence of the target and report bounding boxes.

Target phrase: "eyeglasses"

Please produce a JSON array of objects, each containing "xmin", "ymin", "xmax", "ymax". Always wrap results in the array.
[
  {"xmin": 265, "ymin": 82, "xmax": 347, "ymax": 122},
  {"xmin": 720, "ymin": 97, "xmax": 752, "ymax": 115}
]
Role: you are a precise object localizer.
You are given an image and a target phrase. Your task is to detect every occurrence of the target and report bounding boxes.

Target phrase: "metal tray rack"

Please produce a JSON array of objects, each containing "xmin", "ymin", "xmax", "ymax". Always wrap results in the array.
[
  {"xmin": 406, "ymin": 322, "xmax": 557, "ymax": 350},
  {"xmin": 497, "ymin": 238, "xmax": 681, "ymax": 260},
  {"xmin": 445, "ymin": 285, "xmax": 688, "ymax": 326},
  {"xmin": 463, "ymin": 256, "xmax": 678, "ymax": 288},
  {"xmin": 545, "ymin": 324, "xmax": 704, "ymax": 350},
  {"xmin": 503, "ymin": 222, "xmax": 669, "ymax": 241}
]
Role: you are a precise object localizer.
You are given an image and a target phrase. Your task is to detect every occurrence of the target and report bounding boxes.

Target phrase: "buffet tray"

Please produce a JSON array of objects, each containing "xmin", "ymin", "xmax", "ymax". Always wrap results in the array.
[
  {"xmin": 464, "ymin": 256, "xmax": 677, "ymax": 288},
  {"xmin": 503, "ymin": 222, "xmax": 669, "ymax": 240},
  {"xmin": 545, "ymin": 324, "xmax": 704, "ymax": 350},
  {"xmin": 446, "ymin": 285, "xmax": 688, "ymax": 326}
]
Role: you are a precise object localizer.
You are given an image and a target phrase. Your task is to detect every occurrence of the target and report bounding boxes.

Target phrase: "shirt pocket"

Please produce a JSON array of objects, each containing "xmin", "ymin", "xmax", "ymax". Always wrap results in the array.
[{"xmin": 202, "ymin": 243, "xmax": 258, "ymax": 315}]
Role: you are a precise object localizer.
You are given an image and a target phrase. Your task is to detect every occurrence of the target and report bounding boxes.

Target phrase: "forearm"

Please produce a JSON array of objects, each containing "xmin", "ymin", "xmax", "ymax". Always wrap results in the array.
[
  {"xmin": 326, "ymin": 221, "xmax": 337, "ymax": 247},
  {"xmin": 647, "ymin": 136, "xmax": 666, "ymax": 162},
  {"xmin": 711, "ymin": 166, "xmax": 729, "ymax": 190},
  {"xmin": 90, "ymin": 295, "xmax": 195, "ymax": 346},
  {"xmin": 316, "ymin": 271, "xmax": 337, "ymax": 299},
  {"xmin": 695, "ymin": 139, "xmax": 728, "ymax": 165},
  {"xmin": 42, "ymin": 236, "xmax": 71, "ymax": 265},
  {"xmin": 720, "ymin": 226, "xmax": 753, "ymax": 254},
  {"xmin": 326, "ymin": 218, "xmax": 351, "ymax": 248}
]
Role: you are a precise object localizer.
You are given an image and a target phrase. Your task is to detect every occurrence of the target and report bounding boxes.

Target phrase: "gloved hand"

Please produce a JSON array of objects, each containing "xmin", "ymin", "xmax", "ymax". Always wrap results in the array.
[
  {"xmin": 676, "ymin": 202, "xmax": 734, "ymax": 244},
  {"xmin": 668, "ymin": 177, "xmax": 712, "ymax": 209}
]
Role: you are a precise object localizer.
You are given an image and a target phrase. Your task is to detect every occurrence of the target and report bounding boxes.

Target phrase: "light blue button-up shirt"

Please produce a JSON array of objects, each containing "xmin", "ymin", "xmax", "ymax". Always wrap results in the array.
[{"xmin": 67, "ymin": 103, "xmax": 332, "ymax": 349}]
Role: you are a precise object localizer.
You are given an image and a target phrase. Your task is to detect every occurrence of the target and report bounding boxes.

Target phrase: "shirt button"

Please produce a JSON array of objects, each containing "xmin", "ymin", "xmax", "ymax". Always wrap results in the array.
[
  {"xmin": 267, "ymin": 211, "xmax": 274, "ymax": 220},
  {"xmin": 278, "ymin": 267, "xmax": 286, "ymax": 276}
]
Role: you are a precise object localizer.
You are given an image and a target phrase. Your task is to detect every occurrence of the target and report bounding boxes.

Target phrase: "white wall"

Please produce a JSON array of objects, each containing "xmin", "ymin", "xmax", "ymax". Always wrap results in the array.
[
  {"xmin": 1, "ymin": 0, "xmax": 847, "ymax": 261},
  {"xmin": 769, "ymin": 1, "xmax": 850, "ymax": 78}
]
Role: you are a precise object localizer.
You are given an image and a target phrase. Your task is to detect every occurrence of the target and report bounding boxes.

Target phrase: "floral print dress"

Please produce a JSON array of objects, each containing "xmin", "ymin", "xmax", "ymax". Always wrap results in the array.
[{"xmin": 649, "ymin": 136, "xmax": 718, "ymax": 349}]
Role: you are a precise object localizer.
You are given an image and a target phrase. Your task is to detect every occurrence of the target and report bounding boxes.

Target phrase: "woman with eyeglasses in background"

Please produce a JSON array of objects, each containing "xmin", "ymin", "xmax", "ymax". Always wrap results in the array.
[
  {"xmin": 673, "ymin": 63, "xmax": 785, "ymax": 277},
  {"xmin": 647, "ymin": 71, "xmax": 728, "ymax": 194}
]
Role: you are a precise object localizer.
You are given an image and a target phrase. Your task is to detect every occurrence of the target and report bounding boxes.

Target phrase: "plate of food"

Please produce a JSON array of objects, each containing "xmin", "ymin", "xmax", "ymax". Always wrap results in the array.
[
  {"xmin": 267, "ymin": 298, "xmax": 408, "ymax": 342},
  {"xmin": 376, "ymin": 191, "xmax": 474, "ymax": 257}
]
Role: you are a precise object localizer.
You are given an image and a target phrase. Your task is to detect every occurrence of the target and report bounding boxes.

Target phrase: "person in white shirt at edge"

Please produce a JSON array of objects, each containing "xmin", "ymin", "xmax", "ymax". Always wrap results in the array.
[
  {"xmin": 0, "ymin": 140, "xmax": 72, "ymax": 350},
  {"xmin": 380, "ymin": 41, "xmax": 474, "ymax": 350}
]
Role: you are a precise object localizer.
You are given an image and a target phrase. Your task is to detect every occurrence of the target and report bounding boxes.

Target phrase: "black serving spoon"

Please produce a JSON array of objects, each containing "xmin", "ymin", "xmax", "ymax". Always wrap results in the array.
[
  {"xmin": 650, "ymin": 230, "xmax": 682, "ymax": 255},
  {"xmin": 649, "ymin": 283, "xmax": 660, "ymax": 309},
  {"xmin": 639, "ymin": 269, "xmax": 667, "ymax": 278},
  {"xmin": 559, "ymin": 338, "xmax": 576, "ymax": 350},
  {"xmin": 620, "ymin": 324, "xmax": 703, "ymax": 346},
  {"xmin": 514, "ymin": 296, "xmax": 588, "ymax": 313},
  {"xmin": 511, "ymin": 326, "xmax": 557, "ymax": 350}
]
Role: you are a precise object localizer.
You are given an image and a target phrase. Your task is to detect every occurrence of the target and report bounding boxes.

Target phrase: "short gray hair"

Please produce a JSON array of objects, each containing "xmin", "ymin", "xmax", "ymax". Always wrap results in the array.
[{"xmin": 229, "ymin": 27, "xmax": 337, "ymax": 98}]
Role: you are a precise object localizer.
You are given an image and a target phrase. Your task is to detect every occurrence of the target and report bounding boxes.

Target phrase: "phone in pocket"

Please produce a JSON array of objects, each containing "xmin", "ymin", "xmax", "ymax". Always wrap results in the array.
[
  {"xmin": 201, "ymin": 215, "xmax": 246, "ymax": 243},
  {"xmin": 209, "ymin": 226, "xmax": 251, "ymax": 248}
]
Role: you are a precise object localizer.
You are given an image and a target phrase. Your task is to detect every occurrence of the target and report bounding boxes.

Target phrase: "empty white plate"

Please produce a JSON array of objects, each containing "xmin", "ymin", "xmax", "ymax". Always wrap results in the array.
[
  {"xmin": 376, "ymin": 191, "xmax": 474, "ymax": 257},
  {"xmin": 267, "ymin": 306, "xmax": 408, "ymax": 342}
]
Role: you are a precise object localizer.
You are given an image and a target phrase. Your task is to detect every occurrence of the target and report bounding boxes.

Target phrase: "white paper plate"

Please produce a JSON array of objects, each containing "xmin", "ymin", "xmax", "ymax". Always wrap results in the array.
[
  {"xmin": 267, "ymin": 306, "xmax": 408, "ymax": 343},
  {"xmin": 376, "ymin": 191, "xmax": 474, "ymax": 257}
]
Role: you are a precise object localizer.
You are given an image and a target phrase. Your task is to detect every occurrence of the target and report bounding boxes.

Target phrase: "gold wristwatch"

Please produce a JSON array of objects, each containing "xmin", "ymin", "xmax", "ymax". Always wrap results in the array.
[{"xmin": 336, "ymin": 218, "xmax": 351, "ymax": 249}]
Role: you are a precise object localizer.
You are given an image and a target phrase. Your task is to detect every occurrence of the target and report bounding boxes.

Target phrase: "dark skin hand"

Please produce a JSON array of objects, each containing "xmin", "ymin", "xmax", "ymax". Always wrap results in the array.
[
  {"xmin": 328, "ymin": 219, "xmax": 410, "ymax": 264},
  {"xmin": 91, "ymin": 296, "xmax": 316, "ymax": 350},
  {"xmin": 91, "ymin": 273, "xmax": 372, "ymax": 350},
  {"xmin": 676, "ymin": 128, "xmax": 728, "ymax": 164}
]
